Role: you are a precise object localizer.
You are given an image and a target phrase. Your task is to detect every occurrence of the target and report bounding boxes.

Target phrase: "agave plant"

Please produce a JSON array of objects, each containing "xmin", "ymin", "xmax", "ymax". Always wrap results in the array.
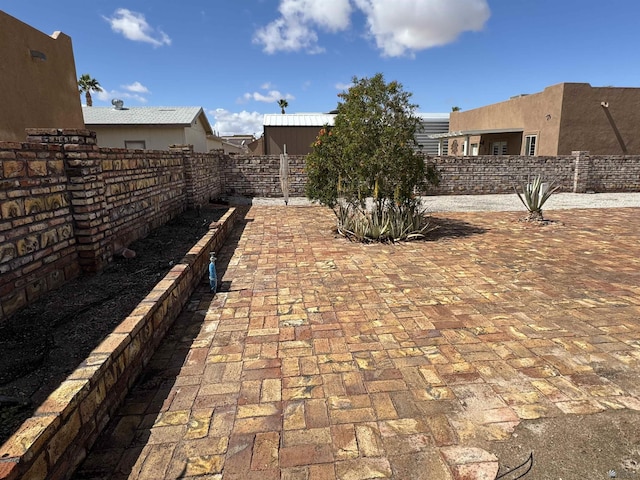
[
  {"xmin": 514, "ymin": 175, "xmax": 559, "ymax": 221},
  {"xmin": 334, "ymin": 198, "xmax": 433, "ymax": 242}
]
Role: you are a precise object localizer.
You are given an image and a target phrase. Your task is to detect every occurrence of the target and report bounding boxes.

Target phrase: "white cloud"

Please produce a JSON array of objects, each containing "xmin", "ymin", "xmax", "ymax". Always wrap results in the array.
[
  {"xmin": 122, "ymin": 81, "xmax": 150, "ymax": 94},
  {"xmin": 243, "ymin": 90, "xmax": 295, "ymax": 103},
  {"xmin": 254, "ymin": 0, "xmax": 490, "ymax": 57},
  {"xmin": 335, "ymin": 82, "xmax": 351, "ymax": 90},
  {"xmin": 210, "ymin": 109, "xmax": 264, "ymax": 136},
  {"xmin": 104, "ymin": 9, "xmax": 171, "ymax": 47},
  {"xmin": 254, "ymin": 0, "xmax": 352, "ymax": 54},
  {"xmin": 354, "ymin": 0, "xmax": 490, "ymax": 57}
]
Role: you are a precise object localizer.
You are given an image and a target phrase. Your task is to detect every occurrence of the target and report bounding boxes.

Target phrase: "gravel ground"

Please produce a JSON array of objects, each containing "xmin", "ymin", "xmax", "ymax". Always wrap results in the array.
[{"xmin": 228, "ymin": 192, "xmax": 640, "ymax": 212}]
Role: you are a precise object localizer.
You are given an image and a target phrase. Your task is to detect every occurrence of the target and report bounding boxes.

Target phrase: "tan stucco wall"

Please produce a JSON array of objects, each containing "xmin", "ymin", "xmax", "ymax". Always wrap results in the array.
[
  {"xmin": 90, "ymin": 126, "xmax": 187, "ymax": 151},
  {"xmin": 449, "ymin": 83, "xmax": 565, "ymax": 156},
  {"xmin": 0, "ymin": 11, "xmax": 84, "ymax": 141},
  {"xmin": 558, "ymin": 84, "xmax": 640, "ymax": 155}
]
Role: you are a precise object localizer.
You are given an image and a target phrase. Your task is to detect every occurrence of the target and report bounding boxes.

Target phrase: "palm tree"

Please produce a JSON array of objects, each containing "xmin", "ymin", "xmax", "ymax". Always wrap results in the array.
[
  {"xmin": 78, "ymin": 74, "xmax": 103, "ymax": 107},
  {"xmin": 451, "ymin": 106, "xmax": 461, "ymax": 112},
  {"xmin": 278, "ymin": 98, "xmax": 288, "ymax": 114}
]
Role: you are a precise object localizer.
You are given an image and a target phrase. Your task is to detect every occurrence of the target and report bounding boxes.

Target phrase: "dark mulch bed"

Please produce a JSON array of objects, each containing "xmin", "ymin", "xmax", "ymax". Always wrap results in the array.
[{"xmin": 0, "ymin": 207, "xmax": 227, "ymax": 444}]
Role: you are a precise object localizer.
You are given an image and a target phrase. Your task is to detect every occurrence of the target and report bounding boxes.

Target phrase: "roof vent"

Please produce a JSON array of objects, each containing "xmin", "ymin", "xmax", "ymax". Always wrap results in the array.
[{"xmin": 111, "ymin": 98, "xmax": 124, "ymax": 110}]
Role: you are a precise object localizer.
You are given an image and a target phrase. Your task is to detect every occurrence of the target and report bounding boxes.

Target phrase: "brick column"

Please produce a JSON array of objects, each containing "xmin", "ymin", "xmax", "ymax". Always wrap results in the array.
[
  {"xmin": 27, "ymin": 129, "xmax": 112, "ymax": 272},
  {"xmin": 170, "ymin": 144, "xmax": 198, "ymax": 208},
  {"xmin": 572, "ymin": 150, "xmax": 591, "ymax": 193}
]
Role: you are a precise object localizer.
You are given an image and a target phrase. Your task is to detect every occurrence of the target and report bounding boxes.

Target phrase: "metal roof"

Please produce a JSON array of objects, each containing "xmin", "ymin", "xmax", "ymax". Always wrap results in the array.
[
  {"xmin": 263, "ymin": 113, "xmax": 336, "ymax": 127},
  {"xmin": 264, "ymin": 112, "xmax": 449, "ymax": 127},
  {"xmin": 83, "ymin": 106, "xmax": 211, "ymax": 130},
  {"xmin": 416, "ymin": 112, "xmax": 450, "ymax": 121}
]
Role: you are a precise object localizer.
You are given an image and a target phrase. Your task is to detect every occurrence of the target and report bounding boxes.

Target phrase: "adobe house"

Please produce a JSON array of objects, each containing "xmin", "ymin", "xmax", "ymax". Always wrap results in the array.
[
  {"xmin": 0, "ymin": 11, "xmax": 84, "ymax": 141},
  {"xmin": 434, "ymin": 83, "xmax": 640, "ymax": 156},
  {"xmin": 263, "ymin": 112, "xmax": 449, "ymax": 156},
  {"xmin": 83, "ymin": 104, "xmax": 214, "ymax": 152}
]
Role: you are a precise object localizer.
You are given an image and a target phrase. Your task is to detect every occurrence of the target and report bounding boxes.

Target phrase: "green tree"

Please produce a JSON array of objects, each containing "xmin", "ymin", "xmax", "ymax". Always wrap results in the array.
[
  {"xmin": 78, "ymin": 74, "xmax": 103, "ymax": 107},
  {"xmin": 277, "ymin": 98, "xmax": 288, "ymax": 114},
  {"xmin": 451, "ymin": 106, "xmax": 461, "ymax": 112},
  {"xmin": 305, "ymin": 73, "xmax": 438, "ymax": 241}
]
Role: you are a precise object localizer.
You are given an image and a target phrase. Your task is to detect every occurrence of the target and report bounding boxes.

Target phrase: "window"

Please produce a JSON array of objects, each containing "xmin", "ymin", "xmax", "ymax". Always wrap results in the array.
[
  {"xmin": 524, "ymin": 135, "xmax": 537, "ymax": 156},
  {"xmin": 491, "ymin": 141, "xmax": 507, "ymax": 155},
  {"xmin": 470, "ymin": 143, "xmax": 479, "ymax": 156},
  {"xmin": 125, "ymin": 140, "xmax": 146, "ymax": 150}
]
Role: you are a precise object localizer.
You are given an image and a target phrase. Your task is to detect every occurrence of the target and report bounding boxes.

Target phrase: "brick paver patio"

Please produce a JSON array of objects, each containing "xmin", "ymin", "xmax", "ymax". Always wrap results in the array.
[{"xmin": 74, "ymin": 205, "xmax": 640, "ymax": 479}]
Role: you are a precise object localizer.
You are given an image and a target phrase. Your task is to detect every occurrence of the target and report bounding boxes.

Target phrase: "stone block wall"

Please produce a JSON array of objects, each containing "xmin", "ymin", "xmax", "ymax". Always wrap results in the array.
[
  {"xmin": 103, "ymin": 147, "xmax": 187, "ymax": 253},
  {"xmin": 221, "ymin": 153, "xmax": 640, "ymax": 198},
  {"xmin": 582, "ymin": 154, "xmax": 640, "ymax": 192},
  {"xmin": 0, "ymin": 140, "xmax": 79, "ymax": 319},
  {"xmin": 174, "ymin": 145, "xmax": 223, "ymax": 207},
  {"xmin": 0, "ymin": 130, "xmax": 225, "ymax": 322},
  {"xmin": 426, "ymin": 155, "xmax": 578, "ymax": 194},
  {"xmin": 221, "ymin": 155, "xmax": 307, "ymax": 197}
]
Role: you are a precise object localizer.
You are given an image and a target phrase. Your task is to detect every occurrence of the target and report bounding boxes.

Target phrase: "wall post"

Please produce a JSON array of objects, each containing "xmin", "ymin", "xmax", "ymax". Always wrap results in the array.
[
  {"xmin": 572, "ymin": 150, "xmax": 591, "ymax": 193},
  {"xmin": 26, "ymin": 128, "xmax": 112, "ymax": 272}
]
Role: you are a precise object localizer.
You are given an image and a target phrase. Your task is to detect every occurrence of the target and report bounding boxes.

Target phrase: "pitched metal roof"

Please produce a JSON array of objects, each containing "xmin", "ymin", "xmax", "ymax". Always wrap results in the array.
[
  {"xmin": 263, "ymin": 113, "xmax": 336, "ymax": 127},
  {"xmin": 264, "ymin": 112, "xmax": 449, "ymax": 127},
  {"xmin": 82, "ymin": 106, "xmax": 211, "ymax": 130}
]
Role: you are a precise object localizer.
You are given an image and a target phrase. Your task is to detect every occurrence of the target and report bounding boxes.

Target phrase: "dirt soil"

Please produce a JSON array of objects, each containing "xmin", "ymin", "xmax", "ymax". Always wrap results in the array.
[
  {"xmin": 0, "ymin": 206, "xmax": 227, "ymax": 445},
  {"xmin": 484, "ymin": 410, "xmax": 640, "ymax": 479}
]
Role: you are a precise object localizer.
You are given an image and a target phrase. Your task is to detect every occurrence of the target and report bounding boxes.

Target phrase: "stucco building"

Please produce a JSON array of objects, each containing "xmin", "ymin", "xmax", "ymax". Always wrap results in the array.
[
  {"xmin": 0, "ymin": 11, "xmax": 84, "ymax": 142},
  {"xmin": 437, "ymin": 83, "xmax": 640, "ymax": 156},
  {"xmin": 82, "ymin": 105, "xmax": 214, "ymax": 152}
]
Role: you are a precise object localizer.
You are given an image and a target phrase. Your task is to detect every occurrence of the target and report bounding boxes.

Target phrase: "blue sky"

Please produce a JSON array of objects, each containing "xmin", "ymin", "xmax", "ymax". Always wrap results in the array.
[{"xmin": 3, "ymin": 1, "xmax": 640, "ymax": 136}]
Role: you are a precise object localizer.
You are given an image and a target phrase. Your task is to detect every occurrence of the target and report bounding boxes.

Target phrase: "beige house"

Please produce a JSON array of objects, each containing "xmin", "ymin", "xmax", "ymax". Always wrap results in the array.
[
  {"xmin": 82, "ymin": 104, "xmax": 214, "ymax": 152},
  {"xmin": 0, "ymin": 11, "xmax": 84, "ymax": 142},
  {"xmin": 436, "ymin": 82, "xmax": 640, "ymax": 156}
]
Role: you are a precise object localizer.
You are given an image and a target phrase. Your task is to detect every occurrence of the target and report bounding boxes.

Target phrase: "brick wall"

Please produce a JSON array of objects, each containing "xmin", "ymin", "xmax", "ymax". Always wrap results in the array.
[
  {"xmin": 174, "ymin": 145, "xmax": 223, "ymax": 207},
  {"xmin": 0, "ymin": 130, "xmax": 225, "ymax": 322},
  {"xmin": 425, "ymin": 155, "xmax": 578, "ymax": 194},
  {"xmin": 221, "ymin": 154, "xmax": 307, "ymax": 197},
  {"xmin": 222, "ymin": 153, "xmax": 640, "ymax": 197},
  {"xmin": 0, "ymin": 140, "xmax": 79, "ymax": 318},
  {"xmin": 103, "ymin": 147, "xmax": 187, "ymax": 253}
]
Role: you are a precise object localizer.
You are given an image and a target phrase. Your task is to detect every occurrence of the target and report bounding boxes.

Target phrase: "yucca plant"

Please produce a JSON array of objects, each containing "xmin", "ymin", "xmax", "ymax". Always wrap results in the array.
[{"xmin": 514, "ymin": 175, "xmax": 560, "ymax": 221}]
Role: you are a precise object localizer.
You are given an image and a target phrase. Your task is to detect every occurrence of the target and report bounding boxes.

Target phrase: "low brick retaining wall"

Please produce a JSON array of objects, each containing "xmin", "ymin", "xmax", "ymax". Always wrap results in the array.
[{"xmin": 0, "ymin": 207, "xmax": 239, "ymax": 480}]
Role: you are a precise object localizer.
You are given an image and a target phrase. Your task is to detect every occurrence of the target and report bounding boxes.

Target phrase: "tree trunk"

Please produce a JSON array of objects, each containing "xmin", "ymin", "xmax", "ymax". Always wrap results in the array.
[{"xmin": 86, "ymin": 91, "xmax": 93, "ymax": 107}]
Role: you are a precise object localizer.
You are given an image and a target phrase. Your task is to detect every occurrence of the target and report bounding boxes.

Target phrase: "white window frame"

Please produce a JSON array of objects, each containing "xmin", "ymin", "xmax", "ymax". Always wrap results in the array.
[
  {"xmin": 524, "ymin": 135, "xmax": 537, "ymax": 156},
  {"xmin": 125, "ymin": 140, "xmax": 146, "ymax": 150}
]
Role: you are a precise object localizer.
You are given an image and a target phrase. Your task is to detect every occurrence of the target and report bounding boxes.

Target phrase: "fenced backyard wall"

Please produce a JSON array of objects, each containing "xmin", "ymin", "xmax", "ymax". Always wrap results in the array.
[
  {"xmin": 221, "ymin": 154, "xmax": 307, "ymax": 197},
  {"xmin": 0, "ymin": 129, "xmax": 224, "ymax": 322},
  {"xmin": 2, "ymin": 135, "xmax": 640, "ymax": 321}
]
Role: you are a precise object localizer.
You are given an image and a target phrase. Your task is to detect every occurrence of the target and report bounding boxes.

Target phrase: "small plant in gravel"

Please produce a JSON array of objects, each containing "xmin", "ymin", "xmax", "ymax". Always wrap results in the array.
[{"xmin": 514, "ymin": 175, "xmax": 559, "ymax": 222}]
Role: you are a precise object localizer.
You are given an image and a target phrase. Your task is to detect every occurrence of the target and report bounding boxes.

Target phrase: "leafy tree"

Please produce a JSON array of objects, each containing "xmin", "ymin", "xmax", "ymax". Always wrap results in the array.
[
  {"xmin": 451, "ymin": 106, "xmax": 461, "ymax": 112},
  {"xmin": 277, "ymin": 98, "xmax": 288, "ymax": 114},
  {"xmin": 78, "ymin": 74, "xmax": 103, "ymax": 107},
  {"xmin": 305, "ymin": 73, "xmax": 438, "ymax": 241}
]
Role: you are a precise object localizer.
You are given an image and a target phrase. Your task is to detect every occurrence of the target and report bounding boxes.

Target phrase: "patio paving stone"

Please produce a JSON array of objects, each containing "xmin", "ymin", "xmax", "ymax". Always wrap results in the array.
[{"xmin": 73, "ymin": 205, "xmax": 640, "ymax": 479}]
